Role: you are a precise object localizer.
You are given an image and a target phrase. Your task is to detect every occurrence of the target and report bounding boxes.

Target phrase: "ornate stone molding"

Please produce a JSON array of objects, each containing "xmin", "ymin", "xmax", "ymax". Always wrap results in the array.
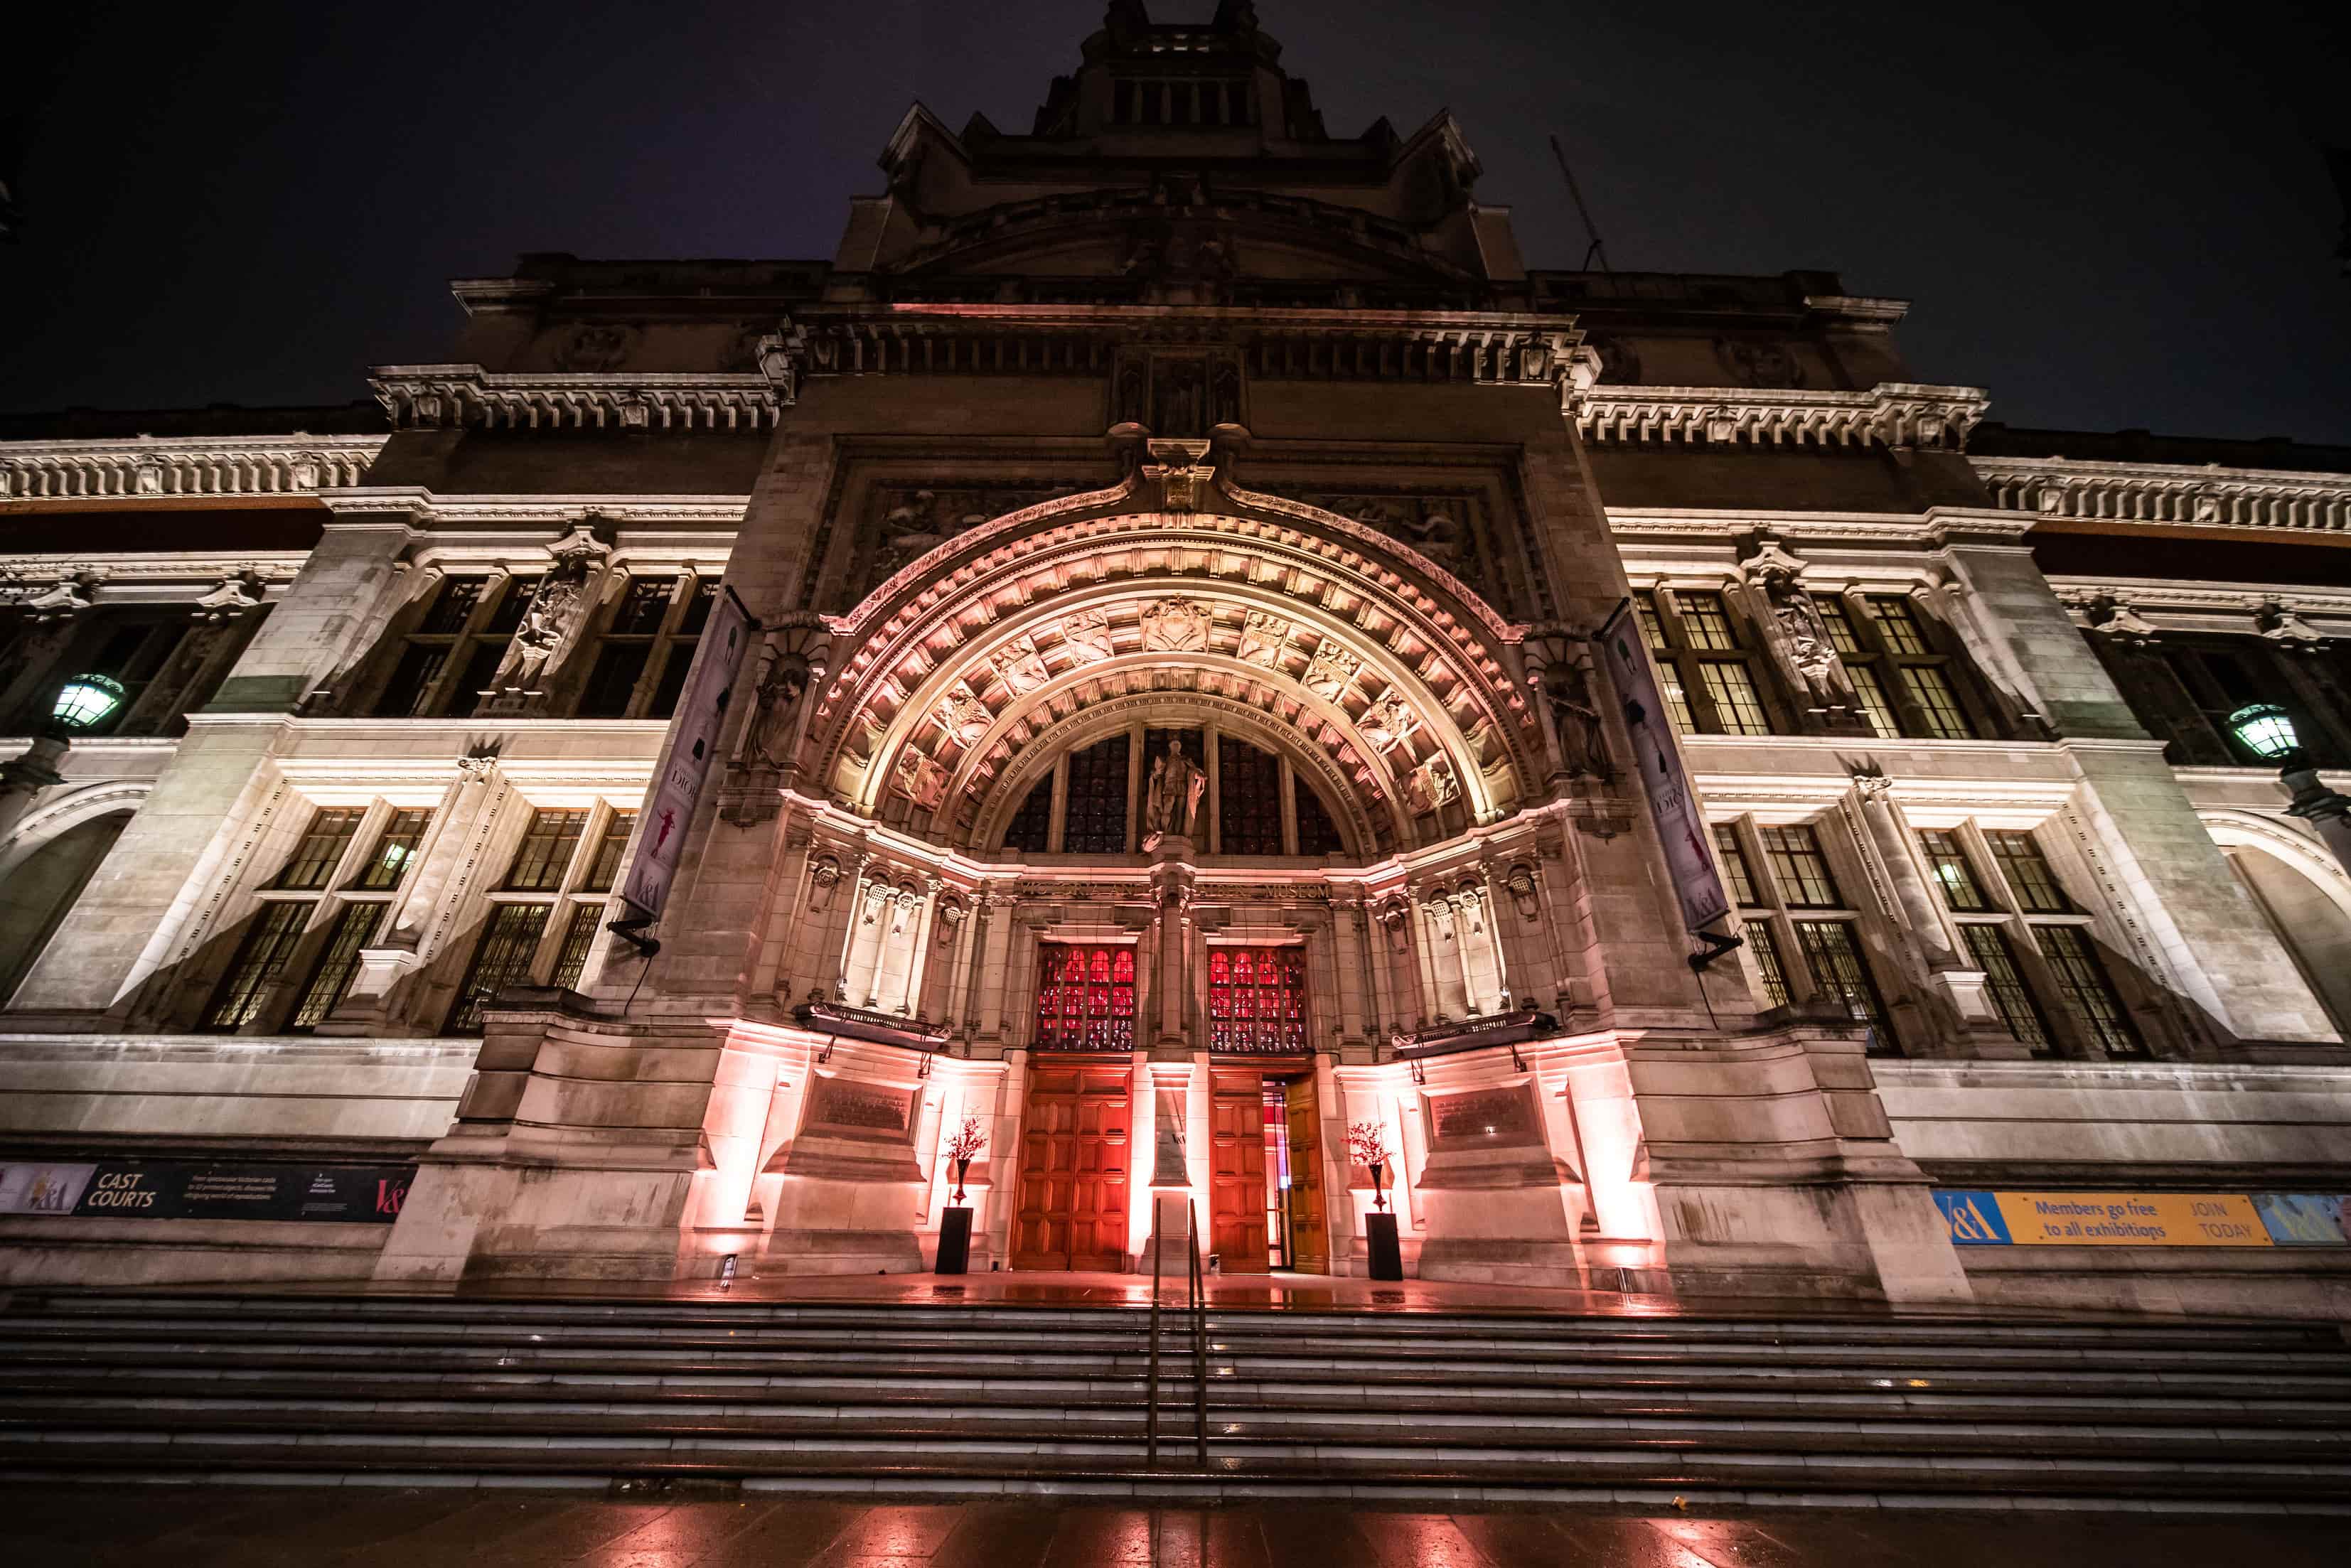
[
  {"xmin": 1976, "ymin": 455, "xmax": 2351, "ymax": 536},
  {"xmin": 1391, "ymin": 1005, "xmax": 1559, "ymax": 1059},
  {"xmin": 0, "ymin": 434, "xmax": 384, "ymax": 502},
  {"xmin": 1573, "ymin": 382, "xmax": 1988, "ymax": 451},
  {"xmin": 369, "ymin": 365, "xmax": 781, "ymax": 431}
]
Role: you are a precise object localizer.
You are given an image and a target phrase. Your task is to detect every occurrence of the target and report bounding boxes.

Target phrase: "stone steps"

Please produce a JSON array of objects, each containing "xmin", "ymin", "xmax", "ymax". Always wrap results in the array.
[{"xmin": 3, "ymin": 1292, "xmax": 2348, "ymax": 1508}]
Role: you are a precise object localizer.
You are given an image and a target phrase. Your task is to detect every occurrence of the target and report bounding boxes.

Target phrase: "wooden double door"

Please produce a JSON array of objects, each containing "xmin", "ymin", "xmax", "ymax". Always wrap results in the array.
[
  {"xmin": 1012, "ymin": 1063, "xmax": 1130, "ymax": 1271},
  {"xmin": 1208, "ymin": 1065, "xmax": 1327, "ymax": 1275}
]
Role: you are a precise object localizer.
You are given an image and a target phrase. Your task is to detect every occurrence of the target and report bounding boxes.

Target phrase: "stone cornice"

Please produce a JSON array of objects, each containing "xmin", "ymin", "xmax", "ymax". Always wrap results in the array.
[
  {"xmin": 368, "ymin": 365, "xmax": 782, "ymax": 432},
  {"xmin": 1975, "ymin": 453, "xmax": 2351, "ymax": 536},
  {"xmin": 323, "ymin": 487, "xmax": 749, "ymax": 530},
  {"xmin": 0, "ymin": 433, "xmax": 385, "ymax": 502},
  {"xmin": 1573, "ymin": 382, "xmax": 1987, "ymax": 451},
  {"xmin": 1609, "ymin": 505, "xmax": 2034, "ymax": 548}
]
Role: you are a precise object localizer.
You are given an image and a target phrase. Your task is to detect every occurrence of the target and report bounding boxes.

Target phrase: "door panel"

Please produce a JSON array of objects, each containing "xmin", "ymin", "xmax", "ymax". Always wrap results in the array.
[
  {"xmin": 1209, "ymin": 1070, "xmax": 1268, "ymax": 1272},
  {"xmin": 1014, "ymin": 1065, "xmax": 1131, "ymax": 1271},
  {"xmin": 1283, "ymin": 1074, "xmax": 1328, "ymax": 1274}
]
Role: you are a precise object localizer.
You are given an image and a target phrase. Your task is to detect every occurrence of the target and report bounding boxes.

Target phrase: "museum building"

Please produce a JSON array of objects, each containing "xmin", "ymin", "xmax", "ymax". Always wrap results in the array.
[{"xmin": 3, "ymin": 2, "xmax": 2348, "ymax": 1316}]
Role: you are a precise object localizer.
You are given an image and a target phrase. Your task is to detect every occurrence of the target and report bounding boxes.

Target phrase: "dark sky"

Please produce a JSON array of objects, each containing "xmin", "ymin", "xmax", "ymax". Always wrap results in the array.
[{"xmin": 6, "ymin": 1, "xmax": 2347, "ymax": 442}]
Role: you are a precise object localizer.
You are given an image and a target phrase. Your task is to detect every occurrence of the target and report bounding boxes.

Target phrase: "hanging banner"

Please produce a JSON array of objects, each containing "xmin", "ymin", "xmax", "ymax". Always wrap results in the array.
[
  {"xmin": 1934, "ymin": 1189, "xmax": 2306, "ymax": 1247},
  {"xmin": 0, "ymin": 1160, "xmax": 412, "ymax": 1223},
  {"xmin": 1596, "ymin": 598, "xmax": 1730, "ymax": 933},
  {"xmin": 621, "ymin": 585, "xmax": 754, "ymax": 925}
]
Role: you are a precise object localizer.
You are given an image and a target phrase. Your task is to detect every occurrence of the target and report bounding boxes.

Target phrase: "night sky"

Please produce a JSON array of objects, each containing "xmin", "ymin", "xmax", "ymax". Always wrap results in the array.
[{"xmin": 5, "ymin": 1, "xmax": 2347, "ymax": 443}]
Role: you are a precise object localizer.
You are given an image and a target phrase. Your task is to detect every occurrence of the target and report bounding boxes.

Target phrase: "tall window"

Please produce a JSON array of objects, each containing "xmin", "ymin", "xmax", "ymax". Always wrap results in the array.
[
  {"xmin": 1918, "ymin": 827, "xmax": 2053, "ymax": 1051},
  {"xmin": 1988, "ymin": 829, "xmax": 2141, "ymax": 1056},
  {"xmin": 1002, "ymin": 777, "xmax": 1054, "ymax": 854},
  {"xmin": 1034, "ymin": 944, "xmax": 1136, "ymax": 1051},
  {"xmin": 442, "ymin": 801, "xmax": 637, "ymax": 1034},
  {"xmin": 1868, "ymin": 596, "xmax": 1978, "ymax": 740},
  {"xmin": 204, "ymin": 801, "xmax": 433, "ymax": 1033},
  {"xmin": 1295, "ymin": 775, "xmax": 1344, "ymax": 856},
  {"xmin": 1062, "ymin": 734, "xmax": 1132, "ymax": 854},
  {"xmin": 372, "ymin": 574, "xmax": 535, "ymax": 718},
  {"xmin": 1815, "ymin": 597, "xmax": 1901, "ymax": 740},
  {"xmin": 577, "ymin": 576, "xmax": 713, "ymax": 719},
  {"xmin": 1206, "ymin": 947, "xmax": 1307, "ymax": 1053},
  {"xmin": 1713, "ymin": 817, "xmax": 1897, "ymax": 1051},
  {"xmin": 1635, "ymin": 589, "xmax": 1775, "ymax": 736},
  {"xmin": 1217, "ymin": 736, "xmax": 1284, "ymax": 856}
]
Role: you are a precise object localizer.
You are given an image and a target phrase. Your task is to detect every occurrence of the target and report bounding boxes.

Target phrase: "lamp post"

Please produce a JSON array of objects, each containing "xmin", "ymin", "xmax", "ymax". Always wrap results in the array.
[
  {"xmin": 0, "ymin": 675, "xmax": 126, "ymax": 847},
  {"xmin": 2227, "ymin": 702, "xmax": 2351, "ymax": 876}
]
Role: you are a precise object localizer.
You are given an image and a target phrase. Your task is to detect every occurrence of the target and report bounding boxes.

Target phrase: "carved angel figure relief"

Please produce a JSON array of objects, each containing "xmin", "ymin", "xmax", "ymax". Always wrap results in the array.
[
  {"xmin": 1405, "ymin": 755, "xmax": 1460, "ymax": 815},
  {"xmin": 1302, "ymin": 643, "xmax": 1360, "ymax": 702},
  {"xmin": 1358, "ymin": 691, "xmax": 1419, "ymax": 755},
  {"xmin": 990, "ymin": 635, "xmax": 1051, "ymax": 694},
  {"xmin": 1236, "ymin": 610, "xmax": 1287, "ymax": 667},
  {"xmin": 1059, "ymin": 608, "xmax": 1115, "ymax": 665},
  {"xmin": 1140, "ymin": 598, "xmax": 1211, "ymax": 653},
  {"xmin": 893, "ymin": 746, "xmax": 949, "ymax": 812},
  {"xmin": 933, "ymin": 685, "xmax": 992, "ymax": 747}
]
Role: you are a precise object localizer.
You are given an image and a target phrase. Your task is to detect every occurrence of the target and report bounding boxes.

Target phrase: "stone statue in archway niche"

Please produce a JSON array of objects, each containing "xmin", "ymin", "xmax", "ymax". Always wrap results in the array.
[{"xmin": 1142, "ymin": 736, "xmax": 1206, "ymax": 840}]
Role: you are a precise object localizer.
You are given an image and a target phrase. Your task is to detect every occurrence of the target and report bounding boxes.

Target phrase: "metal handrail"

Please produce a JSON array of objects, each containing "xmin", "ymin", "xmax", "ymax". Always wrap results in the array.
[
  {"xmin": 1146, "ymin": 1205, "xmax": 1164, "ymax": 1466},
  {"xmin": 1187, "ymin": 1199, "xmax": 1207, "ymax": 1465}
]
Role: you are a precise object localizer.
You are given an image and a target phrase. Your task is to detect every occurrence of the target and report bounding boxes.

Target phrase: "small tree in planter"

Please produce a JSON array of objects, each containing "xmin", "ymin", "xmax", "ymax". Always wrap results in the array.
[
  {"xmin": 1347, "ymin": 1120, "xmax": 1393, "ymax": 1211},
  {"xmin": 945, "ymin": 1116, "xmax": 987, "ymax": 1203}
]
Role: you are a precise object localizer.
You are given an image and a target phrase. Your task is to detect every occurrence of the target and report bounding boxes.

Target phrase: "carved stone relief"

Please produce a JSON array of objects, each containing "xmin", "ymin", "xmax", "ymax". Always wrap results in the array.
[
  {"xmin": 1359, "ymin": 691, "xmax": 1419, "ymax": 755},
  {"xmin": 1236, "ymin": 611, "xmax": 1287, "ymax": 667},
  {"xmin": 853, "ymin": 481, "xmax": 1086, "ymax": 601},
  {"xmin": 990, "ymin": 635, "xmax": 1050, "ymax": 694},
  {"xmin": 1406, "ymin": 755, "xmax": 1460, "ymax": 815},
  {"xmin": 1058, "ymin": 607, "xmax": 1116, "ymax": 665},
  {"xmin": 1302, "ymin": 643, "xmax": 1360, "ymax": 701},
  {"xmin": 1140, "ymin": 598, "xmax": 1211, "ymax": 652},
  {"xmin": 893, "ymin": 746, "xmax": 949, "ymax": 811}
]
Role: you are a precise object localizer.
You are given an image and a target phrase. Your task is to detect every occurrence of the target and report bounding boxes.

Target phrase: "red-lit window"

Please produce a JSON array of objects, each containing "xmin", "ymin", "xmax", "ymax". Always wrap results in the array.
[
  {"xmin": 1034, "ymin": 943, "xmax": 1136, "ymax": 1051},
  {"xmin": 1207, "ymin": 946, "xmax": 1307, "ymax": 1054}
]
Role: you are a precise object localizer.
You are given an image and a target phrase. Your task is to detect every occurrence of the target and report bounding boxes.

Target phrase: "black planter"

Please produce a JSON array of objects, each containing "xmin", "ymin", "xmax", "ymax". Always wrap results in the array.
[
  {"xmin": 1366, "ymin": 1212, "xmax": 1404, "ymax": 1281},
  {"xmin": 953, "ymin": 1157, "xmax": 972, "ymax": 1203},
  {"xmin": 936, "ymin": 1205, "xmax": 973, "ymax": 1274}
]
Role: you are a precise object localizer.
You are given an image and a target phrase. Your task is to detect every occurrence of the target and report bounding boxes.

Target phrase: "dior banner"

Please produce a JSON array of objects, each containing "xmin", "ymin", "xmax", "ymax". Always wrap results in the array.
[
  {"xmin": 623, "ymin": 584, "xmax": 754, "ymax": 926},
  {"xmin": 1597, "ymin": 598, "xmax": 1731, "ymax": 933}
]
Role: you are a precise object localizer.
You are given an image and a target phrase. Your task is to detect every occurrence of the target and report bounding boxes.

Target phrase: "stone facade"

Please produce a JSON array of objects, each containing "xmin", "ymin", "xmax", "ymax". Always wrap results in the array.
[{"xmin": 4, "ymin": 5, "xmax": 2348, "ymax": 1317}]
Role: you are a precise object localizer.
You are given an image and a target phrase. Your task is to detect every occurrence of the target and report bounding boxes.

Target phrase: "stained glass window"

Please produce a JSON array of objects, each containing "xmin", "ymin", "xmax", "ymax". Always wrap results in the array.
[
  {"xmin": 1207, "ymin": 946, "xmax": 1308, "ymax": 1054},
  {"xmin": 1063, "ymin": 734, "xmax": 1132, "ymax": 854},
  {"xmin": 1034, "ymin": 943, "xmax": 1137, "ymax": 1051},
  {"xmin": 1219, "ymin": 737, "xmax": 1284, "ymax": 855}
]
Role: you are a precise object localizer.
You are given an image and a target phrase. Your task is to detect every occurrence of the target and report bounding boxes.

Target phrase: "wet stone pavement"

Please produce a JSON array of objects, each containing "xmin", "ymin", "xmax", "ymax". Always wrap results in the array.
[{"xmin": 1, "ymin": 1489, "xmax": 2343, "ymax": 1567}]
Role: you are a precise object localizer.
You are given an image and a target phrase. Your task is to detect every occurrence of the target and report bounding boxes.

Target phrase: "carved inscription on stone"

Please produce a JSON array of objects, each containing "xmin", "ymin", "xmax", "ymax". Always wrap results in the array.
[
  {"xmin": 1430, "ymin": 1087, "xmax": 1537, "ymax": 1147},
  {"xmin": 809, "ymin": 1079, "xmax": 914, "ymax": 1135}
]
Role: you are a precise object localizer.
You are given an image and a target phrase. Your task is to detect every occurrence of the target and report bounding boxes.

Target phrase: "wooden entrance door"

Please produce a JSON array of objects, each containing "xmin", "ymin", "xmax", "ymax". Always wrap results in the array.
[
  {"xmin": 1283, "ymin": 1074, "xmax": 1329, "ymax": 1274},
  {"xmin": 1014, "ymin": 1064, "xmax": 1131, "ymax": 1270},
  {"xmin": 1209, "ymin": 1070, "xmax": 1270, "ymax": 1272}
]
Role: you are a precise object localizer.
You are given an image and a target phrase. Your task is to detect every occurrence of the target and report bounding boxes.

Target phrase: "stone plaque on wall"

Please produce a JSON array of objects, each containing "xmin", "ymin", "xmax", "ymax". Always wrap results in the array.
[
  {"xmin": 807, "ymin": 1078, "xmax": 914, "ymax": 1138},
  {"xmin": 1427, "ymin": 1085, "xmax": 1540, "ymax": 1149}
]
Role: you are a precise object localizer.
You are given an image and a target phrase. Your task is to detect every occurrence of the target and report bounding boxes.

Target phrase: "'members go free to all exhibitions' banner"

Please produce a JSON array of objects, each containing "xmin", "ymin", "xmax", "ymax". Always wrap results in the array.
[
  {"xmin": 1597, "ymin": 598, "xmax": 1730, "ymax": 934},
  {"xmin": 1934, "ymin": 1189, "xmax": 2351, "ymax": 1247}
]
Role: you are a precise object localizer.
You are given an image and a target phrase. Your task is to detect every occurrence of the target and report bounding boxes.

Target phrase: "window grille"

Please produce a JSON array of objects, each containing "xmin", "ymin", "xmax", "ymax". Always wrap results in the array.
[
  {"xmin": 1961, "ymin": 923, "xmax": 2052, "ymax": 1051},
  {"xmin": 1218, "ymin": 737, "xmax": 1285, "ymax": 855},
  {"xmin": 1794, "ymin": 920, "xmax": 1895, "ymax": 1050},
  {"xmin": 444, "ymin": 903, "xmax": 552, "ymax": 1035},
  {"xmin": 1061, "ymin": 734, "xmax": 1132, "ymax": 854},
  {"xmin": 1207, "ymin": 947, "xmax": 1308, "ymax": 1053},
  {"xmin": 289, "ymin": 902, "xmax": 381, "ymax": 1031},
  {"xmin": 550, "ymin": 903, "xmax": 606, "ymax": 992},
  {"xmin": 200, "ymin": 903, "xmax": 312, "ymax": 1031},
  {"xmin": 1759, "ymin": 825, "xmax": 1842, "ymax": 908},
  {"xmin": 2033, "ymin": 925, "xmax": 2144, "ymax": 1056}
]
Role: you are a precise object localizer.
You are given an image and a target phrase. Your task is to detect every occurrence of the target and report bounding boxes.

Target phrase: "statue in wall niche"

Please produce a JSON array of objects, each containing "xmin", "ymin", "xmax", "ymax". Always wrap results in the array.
[
  {"xmin": 1140, "ymin": 598, "xmax": 1211, "ymax": 653},
  {"xmin": 1142, "ymin": 736, "xmax": 1207, "ymax": 839},
  {"xmin": 1209, "ymin": 358, "xmax": 1243, "ymax": 428},
  {"xmin": 1359, "ymin": 691, "xmax": 1419, "ymax": 755},
  {"xmin": 501, "ymin": 571, "xmax": 587, "ymax": 692},
  {"xmin": 1236, "ymin": 610, "xmax": 1287, "ymax": 667},
  {"xmin": 745, "ymin": 650, "xmax": 813, "ymax": 768},
  {"xmin": 1539, "ymin": 657, "xmax": 1611, "ymax": 780},
  {"xmin": 893, "ymin": 746, "xmax": 949, "ymax": 812}
]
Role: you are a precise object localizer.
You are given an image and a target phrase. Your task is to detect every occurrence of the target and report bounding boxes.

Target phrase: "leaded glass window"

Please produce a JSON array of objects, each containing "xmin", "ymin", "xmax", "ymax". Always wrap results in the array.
[
  {"xmin": 1295, "ymin": 777, "xmax": 1344, "ymax": 856},
  {"xmin": 1962, "ymin": 923, "xmax": 2052, "ymax": 1051},
  {"xmin": 1794, "ymin": 919, "xmax": 1895, "ymax": 1051},
  {"xmin": 550, "ymin": 903, "xmax": 606, "ymax": 992},
  {"xmin": 1218, "ymin": 737, "xmax": 1284, "ymax": 855},
  {"xmin": 2034, "ymin": 925, "xmax": 2143, "ymax": 1056},
  {"xmin": 201, "ymin": 903, "xmax": 312, "ymax": 1031},
  {"xmin": 1062, "ymin": 734, "xmax": 1132, "ymax": 854},
  {"xmin": 1002, "ymin": 777, "xmax": 1054, "ymax": 853},
  {"xmin": 289, "ymin": 901, "xmax": 380, "ymax": 1031},
  {"xmin": 1207, "ymin": 946, "xmax": 1308, "ymax": 1053},
  {"xmin": 1034, "ymin": 943, "xmax": 1136, "ymax": 1051},
  {"xmin": 444, "ymin": 903, "xmax": 552, "ymax": 1035}
]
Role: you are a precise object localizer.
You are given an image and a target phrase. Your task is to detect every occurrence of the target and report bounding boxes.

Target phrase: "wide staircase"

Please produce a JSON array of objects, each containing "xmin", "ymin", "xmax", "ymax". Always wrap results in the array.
[{"xmin": 1, "ymin": 1292, "xmax": 2348, "ymax": 1508}]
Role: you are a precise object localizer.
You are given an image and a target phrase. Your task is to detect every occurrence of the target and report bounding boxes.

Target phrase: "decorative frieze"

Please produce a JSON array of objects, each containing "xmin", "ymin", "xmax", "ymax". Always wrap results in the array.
[
  {"xmin": 1977, "ymin": 456, "xmax": 2351, "ymax": 536},
  {"xmin": 369, "ymin": 365, "xmax": 781, "ymax": 432},
  {"xmin": 0, "ymin": 434, "xmax": 383, "ymax": 501},
  {"xmin": 1573, "ymin": 382, "xmax": 1988, "ymax": 451}
]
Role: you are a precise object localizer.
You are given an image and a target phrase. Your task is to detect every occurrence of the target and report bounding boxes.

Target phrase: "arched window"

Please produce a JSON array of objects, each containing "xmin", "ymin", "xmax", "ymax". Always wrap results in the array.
[
  {"xmin": 1002, "ymin": 776, "xmax": 1054, "ymax": 854},
  {"xmin": 1035, "ymin": 943, "xmax": 1136, "ymax": 1051},
  {"xmin": 992, "ymin": 722, "xmax": 1357, "ymax": 858},
  {"xmin": 1062, "ymin": 734, "xmax": 1132, "ymax": 854},
  {"xmin": 1295, "ymin": 775, "xmax": 1344, "ymax": 856},
  {"xmin": 1207, "ymin": 947, "xmax": 1307, "ymax": 1053},
  {"xmin": 1217, "ymin": 736, "xmax": 1283, "ymax": 855}
]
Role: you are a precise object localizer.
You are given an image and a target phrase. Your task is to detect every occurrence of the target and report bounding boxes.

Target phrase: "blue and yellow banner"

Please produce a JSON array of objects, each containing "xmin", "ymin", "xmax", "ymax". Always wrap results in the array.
[{"xmin": 1934, "ymin": 1190, "xmax": 2349, "ymax": 1247}]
